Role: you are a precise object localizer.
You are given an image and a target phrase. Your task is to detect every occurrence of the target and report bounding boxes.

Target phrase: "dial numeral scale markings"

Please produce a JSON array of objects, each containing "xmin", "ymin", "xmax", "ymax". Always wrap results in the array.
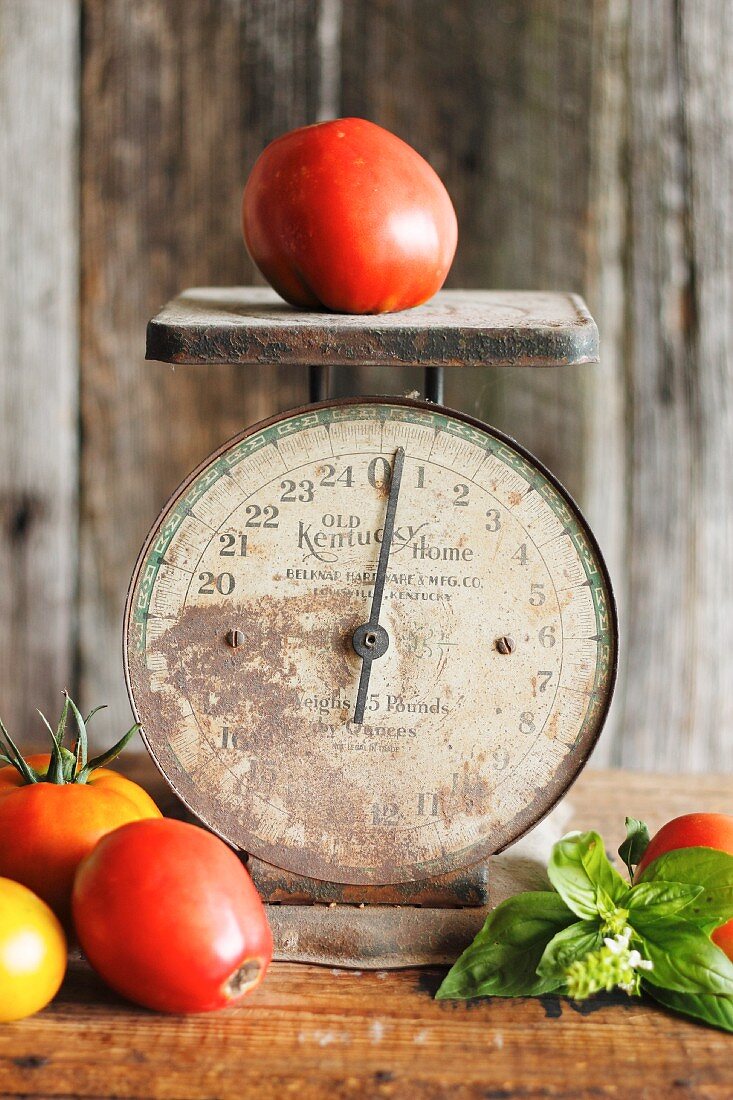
[{"xmin": 127, "ymin": 404, "xmax": 615, "ymax": 884}]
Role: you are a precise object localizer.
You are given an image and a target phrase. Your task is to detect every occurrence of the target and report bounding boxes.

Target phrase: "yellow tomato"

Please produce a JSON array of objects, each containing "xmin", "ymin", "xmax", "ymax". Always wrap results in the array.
[{"xmin": 0, "ymin": 878, "xmax": 67, "ymax": 1022}]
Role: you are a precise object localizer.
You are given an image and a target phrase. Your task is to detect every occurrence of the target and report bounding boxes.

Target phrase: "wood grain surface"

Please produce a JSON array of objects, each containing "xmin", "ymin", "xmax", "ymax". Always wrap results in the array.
[
  {"xmin": 340, "ymin": 0, "xmax": 609, "ymax": 575},
  {"xmin": 78, "ymin": 0, "xmax": 320, "ymax": 730},
  {"xmin": 618, "ymin": 2, "xmax": 733, "ymax": 771},
  {"xmin": 1, "ymin": 768, "xmax": 731, "ymax": 1100},
  {"xmin": 0, "ymin": 0, "xmax": 79, "ymax": 748}
]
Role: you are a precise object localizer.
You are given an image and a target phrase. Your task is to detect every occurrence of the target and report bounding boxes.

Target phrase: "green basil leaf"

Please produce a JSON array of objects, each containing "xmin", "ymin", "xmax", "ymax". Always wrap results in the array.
[
  {"xmin": 547, "ymin": 831, "xmax": 628, "ymax": 919},
  {"xmin": 632, "ymin": 915, "xmax": 733, "ymax": 995},
  {"xmin": 637, "ymin": 847, "xmax": 733, "ymax": 931},
  {"xmin": 436, "ymin": 892, "xmax": 576, "ymax": 1000},
  {"xmin": 618, "ymin": 817, "xmax": 650, "ymax": 878},
  {"xmin": 595, "ymin": 885, "xmax": 620, "ymax": 922},
  {"xmin": 625, "ymin": 880, "xmax": 703, "ymax": 920},
  {"xmin": 536, "ymin": 920, "xmax": 603, "ymax": 981},
  {"xmin": 643, "ymin": 981, "xmax": 733, "ymax": 1034}
]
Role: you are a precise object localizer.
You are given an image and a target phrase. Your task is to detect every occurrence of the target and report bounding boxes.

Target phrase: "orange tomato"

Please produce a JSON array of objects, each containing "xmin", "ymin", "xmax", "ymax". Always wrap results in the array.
[
  {"xmin": 0, "ymin": 695, "xmax": 161, "ymax": 928},
  {"xmin": 0, "ymin": 755, "xmax": 160, "ymax": 926}
]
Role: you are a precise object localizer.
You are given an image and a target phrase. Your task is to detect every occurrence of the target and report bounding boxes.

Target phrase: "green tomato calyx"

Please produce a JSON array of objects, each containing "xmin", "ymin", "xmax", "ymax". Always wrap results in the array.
[{"xmin": 0, "ymin": 692, "xmax": 140, "ymax": 785}]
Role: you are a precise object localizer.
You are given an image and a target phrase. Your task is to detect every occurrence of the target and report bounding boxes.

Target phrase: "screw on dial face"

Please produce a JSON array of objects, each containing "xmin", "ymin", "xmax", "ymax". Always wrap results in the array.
[
  {"xmin": 124, "ymin": 398, "xmax": 617, "ymax": 886},
  {"xmin": 352, "ymin": 447, "xmax": 405, "ymax": 724}
]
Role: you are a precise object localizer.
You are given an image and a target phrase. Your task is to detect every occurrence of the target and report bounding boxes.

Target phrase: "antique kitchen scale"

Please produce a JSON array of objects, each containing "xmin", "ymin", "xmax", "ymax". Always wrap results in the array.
[{"xmin": 124, "ymin": 287, "xmax": 617, "ymax": 968}]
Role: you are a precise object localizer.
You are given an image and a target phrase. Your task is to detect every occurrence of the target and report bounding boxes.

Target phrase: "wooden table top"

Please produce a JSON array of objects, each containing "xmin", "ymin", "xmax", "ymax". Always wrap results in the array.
[{"xmin": 2, "ymin": 767, "xmax": 732, "ymax": 1100}]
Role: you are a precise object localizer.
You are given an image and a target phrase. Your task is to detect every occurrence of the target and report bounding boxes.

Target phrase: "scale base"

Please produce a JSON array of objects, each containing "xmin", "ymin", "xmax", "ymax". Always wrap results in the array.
[
  {"xmin": 268, "ymin": 902, "xmax": 490, "ymax": 969},
  {"xmin": 166, "ymin": 803, "xmax": 562, "ymax": 969},
  {"xmin": 247, "ymin": 854, "xmax": 490, "ymax": 908},
  {"xmin": 248, "ymin": 855, "xmax": 491, "ymax": 968}
]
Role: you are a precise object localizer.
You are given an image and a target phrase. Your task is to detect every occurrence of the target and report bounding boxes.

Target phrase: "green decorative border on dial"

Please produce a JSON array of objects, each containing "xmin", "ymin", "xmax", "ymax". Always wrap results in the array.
[{"xmin": 130, "ymin": 401, "xmax": 615, "ymax": 756}]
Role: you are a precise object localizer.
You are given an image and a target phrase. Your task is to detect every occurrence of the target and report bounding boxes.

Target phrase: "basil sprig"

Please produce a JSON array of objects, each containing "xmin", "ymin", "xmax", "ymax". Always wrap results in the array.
[
  {"xmin": 436, "ymin": 892, "xmax": 576, "ymax": 1000},
  {"xmin": 436, "ymin": 822, "xmax": 733, "ymax": 1033}
]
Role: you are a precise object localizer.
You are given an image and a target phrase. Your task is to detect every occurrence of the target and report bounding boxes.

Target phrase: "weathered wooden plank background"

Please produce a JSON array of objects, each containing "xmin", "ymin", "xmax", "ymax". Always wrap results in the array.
[
  {"xmin": 0, "ymin": 0, "xmax": 79, "ymax": 745},
  {"xmin": 0, "ymin": 0, "xmax": 731, "ymax": 772}
]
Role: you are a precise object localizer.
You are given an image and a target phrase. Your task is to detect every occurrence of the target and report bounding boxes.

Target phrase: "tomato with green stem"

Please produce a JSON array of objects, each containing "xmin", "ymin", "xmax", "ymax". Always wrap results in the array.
[{"xmin": 0, "ymin": 694, "xmax": 160, "ymax": 926}]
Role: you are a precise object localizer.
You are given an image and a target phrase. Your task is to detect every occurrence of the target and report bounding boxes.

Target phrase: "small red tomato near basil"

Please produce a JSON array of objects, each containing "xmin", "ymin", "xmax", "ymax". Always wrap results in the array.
[
  {"xmin": 242, "ymin": 117, "xmax": 457, "ymax": 314},
  {"xmin": 72, "ymin": 818, "xmax": 273, "ymax": 1013},
  {"xmin": 635, "ymin": 812, "xmax": 733, "ymax": 959}
]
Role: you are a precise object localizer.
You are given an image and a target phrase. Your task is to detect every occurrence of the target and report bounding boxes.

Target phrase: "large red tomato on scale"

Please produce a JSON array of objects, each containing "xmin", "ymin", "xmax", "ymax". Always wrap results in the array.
[
  {"xmin": 73, "ymin": 818, "xmax": 273, "ymax": 1013},
  {"xmin": 242, "ymin": 117, "xmax": 457, "ymax": 314}
]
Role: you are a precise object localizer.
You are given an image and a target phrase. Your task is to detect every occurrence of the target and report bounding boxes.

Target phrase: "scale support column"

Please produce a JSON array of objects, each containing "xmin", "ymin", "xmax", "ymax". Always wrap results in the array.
[
  {"xmin": 309, "ymin": 363, "xmax": 444, "ymax": 405},
  {"xmin": 424, "ymin": 365, "xmax": 444, "ymax": 404},
  {"xmin": 309, "ymin": 364, "xmax": 331, "ymax": 404}
]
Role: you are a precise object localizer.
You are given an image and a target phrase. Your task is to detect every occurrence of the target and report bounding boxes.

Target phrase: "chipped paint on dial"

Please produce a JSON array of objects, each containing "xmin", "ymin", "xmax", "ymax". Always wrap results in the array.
[{"xmin": 124, "ymin": 399, "xmax": 616, "ymax": 885}]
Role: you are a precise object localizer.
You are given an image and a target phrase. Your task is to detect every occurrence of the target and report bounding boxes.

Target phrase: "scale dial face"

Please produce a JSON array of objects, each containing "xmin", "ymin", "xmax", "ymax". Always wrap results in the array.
[{"xmin": 125, "ymin": 398, "xmax": 617, "ymax": 885}]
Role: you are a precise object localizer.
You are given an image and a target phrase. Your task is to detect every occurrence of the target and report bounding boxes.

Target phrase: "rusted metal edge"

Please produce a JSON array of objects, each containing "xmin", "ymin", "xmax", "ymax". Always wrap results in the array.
[
  {"xmin": 122, "ymin": 395, "xmax": 618, "ymax": 886},
  {"xmin": 268, "ymin": 903, "xmax": 490, "ymax": 968},
  {"xmin": 248, "ymin": 854, "xmax": 490, "ymax": 907},
  {"xmin": 145, "ymin": 289, "xmax": 600, "ymax": 367}
]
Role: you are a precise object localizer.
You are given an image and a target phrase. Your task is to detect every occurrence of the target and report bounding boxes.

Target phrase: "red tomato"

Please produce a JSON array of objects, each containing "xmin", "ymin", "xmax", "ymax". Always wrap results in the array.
[
  {"xmin": 243, "ymin": 117, "xmax": 457, "ymax": 314},
  {"xmin": 0, "ymin": 754, "xmax": 160, "ymax": 927},
  {"xmin": 73, "ymin": 818, "xmax": 273, "ymax": 1013},
  {"xmin": 635, "ymin": 813, "xmax": 733, "ymax": 959}
]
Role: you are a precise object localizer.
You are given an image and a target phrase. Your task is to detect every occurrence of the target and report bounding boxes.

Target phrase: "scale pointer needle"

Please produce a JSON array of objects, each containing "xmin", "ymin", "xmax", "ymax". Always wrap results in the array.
[{"xmin": 352, "ymin": 447, "xmax": 405, "ymax": 725}]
